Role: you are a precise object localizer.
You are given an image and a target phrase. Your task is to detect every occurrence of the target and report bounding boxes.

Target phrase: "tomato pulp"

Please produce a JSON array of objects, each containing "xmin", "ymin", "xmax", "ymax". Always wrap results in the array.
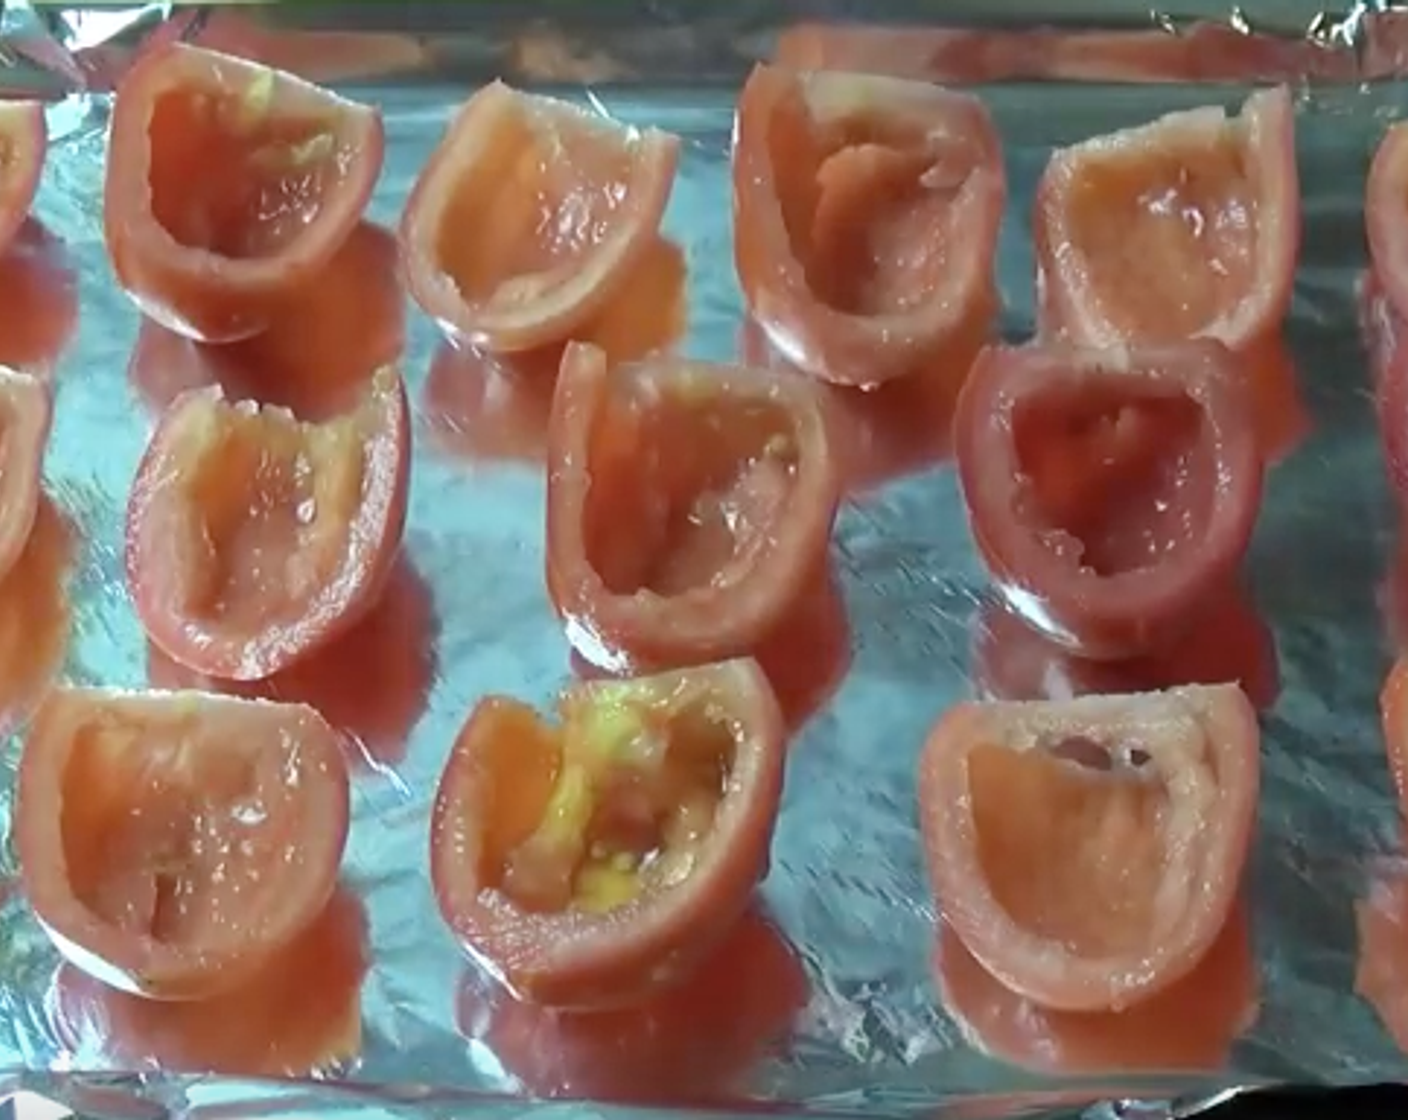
[
  {"xmin": 953, "ymin": 341, "xmax": 1263, "ymax": 660},
  {"xmin": 918, "ymin": 685, "xmax": 1259, "ymax": 1012},
  {"xmin": 104, "ymin": 43, "xmax": 384, "ymax": 343},
  {"xmin": 0, "ymin": 367, "xmax": 52, "ymax": 583},
  {"xmin": 16, "ymin": 687, "xmax": 351, "ymax": 1000},
  {"xmin": 126, "ymin": 366, "xmax": 411, "ymax": 681},
  {"xmin": 732, "ymin": 64, "xmax": 1005, "ymax": 387},
  {"xmin": 546, "ymin": 342, "xmax": 839, "ymax": 671},
  {"xmin": 429, "ymin": 659, "xmax": 786, "ymax": 1010},
  {"xmin": 1034, "ymin": 86, "xmax": 1301, "ymax": 458},
  {"xmin": 400, "ymin": 81, "xmax": 680, "ymax": 353},
  {"xmin": 0, "ymin": 101, "xmax": 46, "ymax": 256}
]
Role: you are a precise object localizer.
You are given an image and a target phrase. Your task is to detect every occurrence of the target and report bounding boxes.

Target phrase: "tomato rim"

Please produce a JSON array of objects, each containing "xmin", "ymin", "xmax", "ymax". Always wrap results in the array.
[
  {"xmin": 16, "ymin": 686, "xmax": 351, "ymax": 1000},
  {"xmin": 731, "ymin": 63, "xmax": 1006, "ymax": 387},
  {"xmin": 918, "ymin": 684, "xmax": 1260, "ymax": 1012},
  {"xmin": 0, "ymin": 100, "xmax": 46, "ymax": 256},
  {"xmin": 1360, "ymin": 268, "xmax": 1408, "ymax": 501},
  {"xmin": 103, "ymin": 43, "xmax": 384, "ymax": 340},
  {"xmin": 1368, "ymin": 123, "xmax": 1408, "ymax": 334},
  {"xmin": 0, "ymin": 366, "xmax": 52, "ymax": 583},
  {"xmin": 953, "ymin": 340, "xmax": 1263, "ymax": 658},
  {"xmin": 399, "ymin": 81, "xmax": 680, "ymax": 353},
  {"xmin": 1034, "ymin": 85, "xmax": 1299, "ymax": 352},
  {"xmin": 1379, "ymin": 659, "xmax": 1408, "ymax": 815},
  {"xmin": 125, "ymin": 366, "xmax": 411, "ymax": 681},
  {"xmin": 545, "ymin": 341, "xmax": 840, "ymax": 669},
  {"xmin": 428, "ymin": 657, "xmax": 787, "ymax": 1010}
]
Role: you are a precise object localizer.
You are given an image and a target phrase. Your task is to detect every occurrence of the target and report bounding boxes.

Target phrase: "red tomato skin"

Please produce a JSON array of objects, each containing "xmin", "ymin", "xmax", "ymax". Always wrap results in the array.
[
  {"xmin": 1034, "ymin": 85, "xmax": 1298, "ymax": 356},
  {"xmin": 1379, "ymin": 660, "xmax": 1408, "ymax": 815},
  {"xmin": 399, "ymin": 81, "xmax": 680, "ymax": 353},
  {"xmin": 918, "ymin": 685, "xmax": 1259, "ymax": 1013},
  {"xmin": 953, "ymin": 340, "xmax": 1263, "ymax": 660},
  {"xmin": 0, "ymin": 368, "xmax": 52, "ymax": 583},
  {"xmin": 125, "ymin": 369, "xmax": 411, "ymax": 681},
  {"xmin": 103, "ymin": 43, "xmax": 384, "ymax": 344},
  {"xmin": 0, "ymin": 101, "xmax": 46, "ymax": 257},
  {"xmin": 732, "ymin": 64, "xmax": 1006, "ymax": 387},
  {"xmin": 16, "ymin": 687, "xmax": 351, "ymax": 1001},
  {"xmin": 429, "ymin": 659, "xmax": 787, "ymax": 1011},
  {"xmin": 545, "ymin": 341, "xmax": 840, "ymax": 671},
  {"xmin": 1365, "ymin": 126, "xmax": 1408, "ymax": 502}
]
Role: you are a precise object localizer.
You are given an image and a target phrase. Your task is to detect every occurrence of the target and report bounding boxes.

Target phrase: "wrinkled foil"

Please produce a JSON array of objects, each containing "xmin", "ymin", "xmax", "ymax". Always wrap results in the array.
[{"xmin": 0, "ymin": 2, "xmax": 1404, "ymax": 1118}]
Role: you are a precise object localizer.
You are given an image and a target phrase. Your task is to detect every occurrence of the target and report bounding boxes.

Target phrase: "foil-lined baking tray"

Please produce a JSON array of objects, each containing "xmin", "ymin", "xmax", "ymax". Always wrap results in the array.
[{"xmin": 0, "ymin": 1, "xmax": 1404, "ymax": 1117}]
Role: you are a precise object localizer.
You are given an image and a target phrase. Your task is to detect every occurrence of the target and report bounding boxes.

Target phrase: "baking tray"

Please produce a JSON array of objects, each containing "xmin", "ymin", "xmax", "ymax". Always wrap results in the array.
[{"xmin": 0, "ymin": 2, "xmax": 1405, "ymax": 1118}]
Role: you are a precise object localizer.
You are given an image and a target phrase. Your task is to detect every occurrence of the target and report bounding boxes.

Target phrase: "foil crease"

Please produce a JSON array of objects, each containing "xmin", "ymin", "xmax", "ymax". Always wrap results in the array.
[{"xmin": 0, "ymin": 2, "xmax": 1403, "ymax": 1119}]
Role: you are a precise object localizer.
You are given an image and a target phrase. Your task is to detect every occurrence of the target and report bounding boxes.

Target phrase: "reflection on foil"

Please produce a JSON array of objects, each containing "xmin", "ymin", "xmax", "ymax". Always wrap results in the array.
[{"xmin": 0, "ymin": 2, "xmax": 1404, "ymax": 1119}]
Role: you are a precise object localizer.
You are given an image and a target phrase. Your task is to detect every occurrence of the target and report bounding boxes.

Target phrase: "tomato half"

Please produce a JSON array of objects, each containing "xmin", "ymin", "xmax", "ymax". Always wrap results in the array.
[
  {"xmin": 732, "ymin": 64, "xmax": 1005, "ymax": 387},
  {"xmin": 1365, "ymin": 128, "xmax": 1408, "ymax": 501},
  {"xmin": 1356, "ymin": 867, "xmax": 1408, "ymax": 1056},
  {"xmin": 126, "ymin": 366, "xmax": 410, "ymax": 681},
  {"xmin": 16, "ymin": 687, "xmax": 351, "ymax": 1000},
  {"xmin": 1033, "ymin": 87, "xmax": 1301, "ymax": 458},
  {"xmin": 0, "ymin": 101, "xmax": 45, "ymax": 257},
  {"xmin": 400, "ymin": 81, "xmax": 679, "ymax": 353},
  {"xmin": 103, "ymin": 43, "xmax": 384, "ymax": 344},
  {"xmin": 546, "ymin": 342, "xmax": 839, "ymax": 671},
  {"xmin": 429, "ymin": 658, "xmax": 786, "ymax": 1010},
  {"xmin": 918, "ymin": 684, "xmax": 1259, "ymax": 1012},
  {"xmin": 0, "ymin": 367, "xmax": 51, "ymax": 583},
  {"xmin": 953, "ymin": 341, "xmax": 1262, "ymax": 660}
]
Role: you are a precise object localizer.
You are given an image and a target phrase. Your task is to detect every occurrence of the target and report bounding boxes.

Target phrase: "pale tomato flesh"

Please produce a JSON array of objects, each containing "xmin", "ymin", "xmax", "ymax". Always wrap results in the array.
[
  {"xmin": 472, "ymin": 682, "xmax": 736, "ymax": 917},
  {"xmin": 919, "ymin": 685, "xmax": 1258, "ymax": 1012},
  {"xmin": 1011, "ymin": 383, "xmax": 1214, "ymax": 578},
  {"xmin": 1050, "ymin": 124, "xmax": 1257, "ymax": 339},
  {"xmin": 768, "ymin": 82, "xmax": 989, "ymax": 319},
  {"xmin": 18, "ymin": 688, "xmax": 350, "ymax": 998},
  {"xmin": 146, "ymin": 78, "xmax": 362, "ymax": 261},
  {"xmin": 582, "ymin": 374, "xmax": 804, "ymax": 600},
  {"xmin": 0, "ymin": 367, "xmax": 52, "ymax": 581},
  {"xmin": 0, "ymin": 101, "xmax": 45, "ymax": 252},
  {"xmin": 432, "ymin": 101, "xmax": 645, "ymax": 315},
  {"xmin": 128, "ymin": 365, "xmax": 407, "ymax": 679}
]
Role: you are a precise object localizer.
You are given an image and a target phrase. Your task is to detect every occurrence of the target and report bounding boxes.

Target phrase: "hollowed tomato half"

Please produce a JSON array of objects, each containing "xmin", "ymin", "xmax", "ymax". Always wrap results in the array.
[
  {"xmin": 429, "ymin": 658, "xmax": 786, "ymax": 1010},
  {"xmin": 1378, "ymin": 659, "xmax": 1408, "ymax": 817},
  {"xmin": 0, "ymin": 367, "xmax": 52, "ymax": 583},
  {"xmin": 953, "ymin": 341, "xmax": 1263, "ymax": 660},
  {"xmin": 125, "ymin": 366, "xmax": 410, "ymax": 681},
  {"xmin": 0, "ymin": 101, "xmax": 46, "ymax": 256},
  {"xmin": 546, "ymin": 342, "xmax": 839, "ymax": 671},
  {"xmin": 918, "ymin": 685, "xmax": 1259, "ymax": 1013},
  {"xmin": 732, "ymin": 64, "xmax": 1005, "ymax": 387},
  {"xmin": 104, "ymin": 43, "xmax": 384, "ymax": 343},
  {"xmin": 400, "ymin": 81, "xmax": 679, "ymax": 353},
  {"xmin": 16, "ymin": 687, "xmax": 350, "ymax": 1000},
  {"xmin": 1035, "ymin": 86, "xmax": 1297, "ymax": 352}
]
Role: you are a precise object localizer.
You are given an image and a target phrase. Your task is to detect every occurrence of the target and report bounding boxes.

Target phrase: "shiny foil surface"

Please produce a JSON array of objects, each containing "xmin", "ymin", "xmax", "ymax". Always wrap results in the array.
[{"xmin": 0, "ymin": 2, "xmax": 1405, "ymax": 1118}]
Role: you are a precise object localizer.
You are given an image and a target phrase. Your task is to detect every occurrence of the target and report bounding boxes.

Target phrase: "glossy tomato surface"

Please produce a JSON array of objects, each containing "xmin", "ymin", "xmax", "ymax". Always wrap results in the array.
[
  {"xmin": 918, "ymin": 684, "xmax": 1259, "ymax": 1013},
  {"xmin": 1035, "ymin": 86, "xmax": 1298, "ymax": 353},
  {"xmin": 0, "ymin": 366, "xmax": 52, "ymax": 583},
  {"xmin": 16, "ymin": 687, "xmax": 350, "ymax": 1000},
  {"xmin": 1365, "ymin": 128, "xmax": 1408, "ymax": 501},
  {"xmin": 126, "ymin": 366, "xmax": 410, "ymax": 681},
  {"xmin": 429, "ymin": 658, "xmax": 786, "ymax": 1010},
  {"xmin": 546, "ymin": 342, "xmax": 839, "ymax": 671},
  {"xmin": 1033, "ymin": 87, "xmax": 1301, "ymax": 457},
  {"xmin": 400, "ymin": 81, "xmax": 679, "ymax": 353},
  {"xmin": 104, "ymin": 43, "xmax": 384, "ymax": 343},
  {"xmin": 732, "ymin": 64, "xmax": 1005, "ymax": 387},
  {"xmin": 953, "ymin": 341, "xmax": 1263, "ymax": 660},
  {"xmin": 0, "ymin": 101, "xmax": 46, "ymax": 257}
]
